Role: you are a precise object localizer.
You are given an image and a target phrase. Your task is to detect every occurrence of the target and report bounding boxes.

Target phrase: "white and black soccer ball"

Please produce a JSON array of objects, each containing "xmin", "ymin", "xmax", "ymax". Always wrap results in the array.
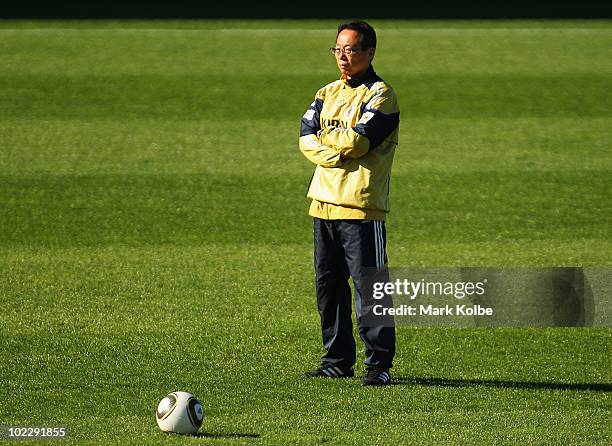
[{"xmin": 156, "ymin": 391, "xmax": 204, "ymax": 435}]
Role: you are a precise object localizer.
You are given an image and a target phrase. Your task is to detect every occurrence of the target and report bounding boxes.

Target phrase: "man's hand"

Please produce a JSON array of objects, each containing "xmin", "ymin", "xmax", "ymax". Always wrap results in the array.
[
  {"xmin": 317, "ymin": 126, "xmax": 370, "ymax": 160},
  {"xmin": 299, "ymin": 130, "xmax": 344, "ymax": 168},
  {"xmin": 317, "ymin": 127, "xmax": 335, "ymax": 139}
]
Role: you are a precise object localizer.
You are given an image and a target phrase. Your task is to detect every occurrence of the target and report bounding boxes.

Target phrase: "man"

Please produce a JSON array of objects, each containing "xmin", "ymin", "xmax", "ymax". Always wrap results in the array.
[{"xmin": 299, "ymin": 20, "xmax": 399, "ymax": 386}]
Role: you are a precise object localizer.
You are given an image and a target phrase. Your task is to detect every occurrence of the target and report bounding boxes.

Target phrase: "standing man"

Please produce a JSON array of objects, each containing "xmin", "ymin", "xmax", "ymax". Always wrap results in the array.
[{"xmin": 299, "ymin": 21, "xmax": 399, "ymax": 386}]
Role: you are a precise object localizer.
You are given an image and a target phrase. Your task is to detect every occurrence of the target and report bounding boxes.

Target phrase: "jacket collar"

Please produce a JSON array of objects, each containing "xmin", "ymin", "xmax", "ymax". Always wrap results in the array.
[{"xmin": 342, "ymin": 65, "xmax": 379, "ymax": 88}]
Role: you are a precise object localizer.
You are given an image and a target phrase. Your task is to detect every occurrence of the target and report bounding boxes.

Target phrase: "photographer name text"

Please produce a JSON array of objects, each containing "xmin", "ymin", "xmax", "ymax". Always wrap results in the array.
[{"xmin": 373, "ymin": 304, "xmax": 493, "ymax": 316}]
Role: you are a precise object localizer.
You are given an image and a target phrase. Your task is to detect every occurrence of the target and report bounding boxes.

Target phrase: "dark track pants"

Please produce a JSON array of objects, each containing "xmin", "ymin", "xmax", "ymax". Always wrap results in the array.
[{"xmin": 313, "ymin": 218, "xmax": 396, "ymax": 369}]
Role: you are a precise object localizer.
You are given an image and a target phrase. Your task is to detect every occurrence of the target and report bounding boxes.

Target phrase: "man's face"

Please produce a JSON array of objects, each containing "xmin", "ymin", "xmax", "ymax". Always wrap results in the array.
[{"xmin": 334, "ymin": 29, "xmax": 375, "ymax": 78}]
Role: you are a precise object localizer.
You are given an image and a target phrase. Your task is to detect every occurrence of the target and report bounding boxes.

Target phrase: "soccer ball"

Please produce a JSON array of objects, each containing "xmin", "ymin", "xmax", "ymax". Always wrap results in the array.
[{"xmin": 156, "ymin": 391, "xmax": 204, "ymax": 435}]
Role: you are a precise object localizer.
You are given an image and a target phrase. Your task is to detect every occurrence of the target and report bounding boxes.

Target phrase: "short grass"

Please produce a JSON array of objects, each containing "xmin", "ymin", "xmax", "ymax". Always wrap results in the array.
[{"xmin": 0, "ymin": 19, "xmax": 611, "ymax": 445}]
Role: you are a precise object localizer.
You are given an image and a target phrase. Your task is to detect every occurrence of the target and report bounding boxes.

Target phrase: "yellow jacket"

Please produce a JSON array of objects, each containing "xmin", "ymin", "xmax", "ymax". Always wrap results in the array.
[{"xmin": 299, "ymin": 66, "xmax": 399, "ymax": 221}]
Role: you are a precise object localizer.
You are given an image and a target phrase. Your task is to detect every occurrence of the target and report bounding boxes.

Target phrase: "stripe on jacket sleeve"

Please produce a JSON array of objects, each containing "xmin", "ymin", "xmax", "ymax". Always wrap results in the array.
[
  {"xmin": 352, "ymin": 107, "xmax": 399, "ymax": 150},
  {"xmin": 300, "ymin": 98, "xmax": 324, "ymax": 137}
]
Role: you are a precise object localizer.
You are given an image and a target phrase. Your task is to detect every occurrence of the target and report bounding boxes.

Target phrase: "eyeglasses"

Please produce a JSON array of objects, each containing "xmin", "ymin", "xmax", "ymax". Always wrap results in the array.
[{"xmin": 329, "ymin": 47, "xmax": 363, "ymax": 57}]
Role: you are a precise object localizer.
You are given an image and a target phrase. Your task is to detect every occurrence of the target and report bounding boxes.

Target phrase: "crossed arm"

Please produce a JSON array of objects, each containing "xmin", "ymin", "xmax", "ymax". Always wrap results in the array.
[
  {"xmin": 299, "ymin": 90, "xmax": 399, "ymax": 168},
  {"xmin": 298, "ymin": 127, "xmax": 370, "ymax": 168}
]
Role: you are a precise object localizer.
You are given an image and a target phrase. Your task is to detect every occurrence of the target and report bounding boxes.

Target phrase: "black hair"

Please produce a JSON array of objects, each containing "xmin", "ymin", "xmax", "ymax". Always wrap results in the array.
[{"xmin": 337, "ymin": 20, "xmax": 377, "ymax": 50}]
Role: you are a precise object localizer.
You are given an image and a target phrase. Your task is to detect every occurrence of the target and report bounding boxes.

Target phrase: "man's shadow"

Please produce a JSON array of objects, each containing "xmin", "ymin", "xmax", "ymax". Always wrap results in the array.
[
  {"xmin": 392, "ymin": 376, "xmax": 612, "ymax": 392},
  {"xmin": 194, "ymin": 432, "xmax": 260, "ymax": 438}
]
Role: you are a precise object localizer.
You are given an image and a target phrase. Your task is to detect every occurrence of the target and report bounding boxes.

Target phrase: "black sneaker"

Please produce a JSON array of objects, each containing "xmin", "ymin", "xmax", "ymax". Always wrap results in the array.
[
  {"xmin": 303, "ymin": 363, "xmax": 354, "ymax": 378},
  {"xmin": 361, "ymin": 366, "xmax": 391, "ymax": 386}
]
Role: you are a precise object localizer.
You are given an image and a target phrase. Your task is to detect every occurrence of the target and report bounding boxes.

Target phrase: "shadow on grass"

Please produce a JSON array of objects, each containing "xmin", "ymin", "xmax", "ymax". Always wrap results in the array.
[
  {"xmin": 393, "ymin": 377, "xmax": 612, "ymax": 392},
  {"xmin": 195, "ymin": 432, "xmax": 260, "ymax": 439}
]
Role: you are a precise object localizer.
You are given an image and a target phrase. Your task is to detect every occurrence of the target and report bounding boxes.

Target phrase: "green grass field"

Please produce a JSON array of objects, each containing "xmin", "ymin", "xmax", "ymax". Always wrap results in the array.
[{"xmin": 0, "ymin": 19, "xmax": 611, "ymax": 445}]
